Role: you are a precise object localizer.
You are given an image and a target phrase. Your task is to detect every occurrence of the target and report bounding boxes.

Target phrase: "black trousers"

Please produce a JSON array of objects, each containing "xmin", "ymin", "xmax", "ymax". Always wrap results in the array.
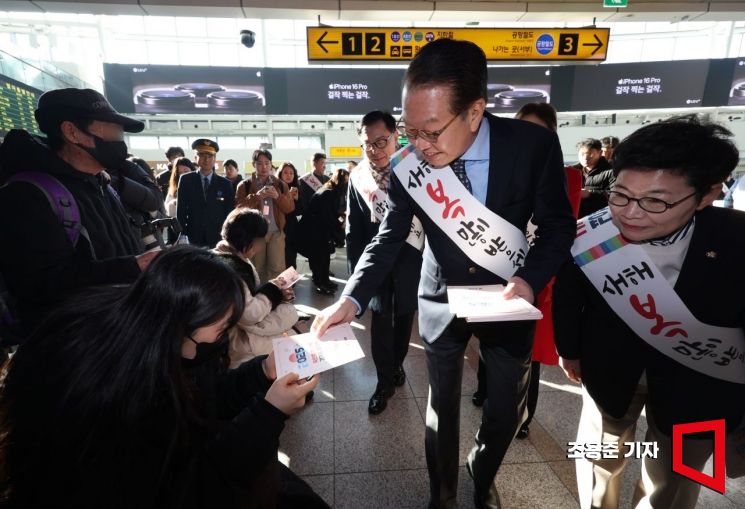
[
  {"xmin": 424, "ymin": 318, "xmax": 533, "ymax": 509},
  {"xmin": 307, "ymin": 246, "xmax": 331, "ymax": 284},
  {"xmin": 476, "ymin": 358, "xmax": 541, "ymax": 428},
  {"xmin": 370, "ymin": 310, "xmax": 415, "ymax": 391}
]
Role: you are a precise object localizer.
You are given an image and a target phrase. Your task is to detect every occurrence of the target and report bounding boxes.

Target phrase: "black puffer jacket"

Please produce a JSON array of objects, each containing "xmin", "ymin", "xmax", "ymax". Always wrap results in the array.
[
  {"xmin": 575, "ymin": 156, "xmax": 615, "ymax": 218},
  {"xmin": 0, "ymin": 129, "xmax": 143, "ymax": 338}
]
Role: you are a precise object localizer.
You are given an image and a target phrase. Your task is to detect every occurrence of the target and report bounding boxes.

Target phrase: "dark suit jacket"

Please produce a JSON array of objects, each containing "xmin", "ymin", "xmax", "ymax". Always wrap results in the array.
[
  {"xmin": 296, "ymin": 187, "xmax": 342, "ymax": 258},
  {"xmin": 176, "ymin": 171, "xmax": 234, "ymax": 247},
  {"xmin": 553, "ymin": 206, "xmax": 745, "ymax": 435},
  {"xmin": 346, "ymin": 168, "xmax": 422, "ymax": 316},
  {"xmin": 343, "ymin": 113, "xmax": 576, "ymax": 342}
]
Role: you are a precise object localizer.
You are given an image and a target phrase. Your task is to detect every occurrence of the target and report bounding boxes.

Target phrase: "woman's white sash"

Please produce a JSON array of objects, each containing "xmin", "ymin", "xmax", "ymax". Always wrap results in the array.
[
  {"xmin": 572, "ymin": 207, "xmax": 745, "ymax": 384},
  {"xmin": 350, "ymin": 158, "xmax": 424, "ymax": 251},
  {"xmin": 390, "ymin": 144, "xmax": 528, "ymax": 281}
]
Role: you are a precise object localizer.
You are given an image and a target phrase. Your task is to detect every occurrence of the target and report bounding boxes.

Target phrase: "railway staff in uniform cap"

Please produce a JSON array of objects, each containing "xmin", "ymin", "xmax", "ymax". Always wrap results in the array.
[{"xmin": 176, "ymin": 138, "xmax": 233, "ymax": 247}]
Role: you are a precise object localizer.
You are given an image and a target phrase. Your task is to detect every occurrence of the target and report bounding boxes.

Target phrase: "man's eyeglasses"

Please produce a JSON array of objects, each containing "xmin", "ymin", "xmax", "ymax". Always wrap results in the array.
[
  {"xmin": 396, "ymin": 111, "xmax": 462, "ymax": 144},
  {"xmin": 607, "ymin": 190, "xmax": 698, "ymax": 214},
  {"xmin": 360, "ymin": 133, "xmax": 394, "ymax": 151}
]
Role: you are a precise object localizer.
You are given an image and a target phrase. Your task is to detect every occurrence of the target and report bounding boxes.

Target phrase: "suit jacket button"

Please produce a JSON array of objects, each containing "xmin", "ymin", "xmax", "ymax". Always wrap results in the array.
[{"xmin": 468, "ymin": 267, "xmax": 477, "ymax": 274}]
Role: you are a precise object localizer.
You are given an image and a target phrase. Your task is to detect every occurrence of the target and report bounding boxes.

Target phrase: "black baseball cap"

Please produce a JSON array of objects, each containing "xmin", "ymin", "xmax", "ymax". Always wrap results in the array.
[{"xmin": 35, "ymin": 88, "xmax": 145, "ymax": 133}]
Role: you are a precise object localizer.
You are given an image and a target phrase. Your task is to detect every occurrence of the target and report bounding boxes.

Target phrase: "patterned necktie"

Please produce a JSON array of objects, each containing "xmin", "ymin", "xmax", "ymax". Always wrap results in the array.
[
  {"xmin": 202, "ymin": 176, "xmax": 209, "ymax": 199},
  {"xmin": 451, "ymin": 158, "xmax": 472, "ymax": 194}
]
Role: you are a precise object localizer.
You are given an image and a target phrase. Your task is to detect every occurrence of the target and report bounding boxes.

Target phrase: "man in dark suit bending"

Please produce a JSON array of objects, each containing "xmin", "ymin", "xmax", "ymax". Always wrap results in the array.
[{"xmin": 313, "ymin": 39, "xmax": 575, "ymax": 508}]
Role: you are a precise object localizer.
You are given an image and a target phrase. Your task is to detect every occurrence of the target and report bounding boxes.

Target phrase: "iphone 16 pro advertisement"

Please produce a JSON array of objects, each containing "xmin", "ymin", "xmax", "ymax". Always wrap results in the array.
[{"xmin": 104, "ymin": 64, "xmax": 266, "ymax": 114}]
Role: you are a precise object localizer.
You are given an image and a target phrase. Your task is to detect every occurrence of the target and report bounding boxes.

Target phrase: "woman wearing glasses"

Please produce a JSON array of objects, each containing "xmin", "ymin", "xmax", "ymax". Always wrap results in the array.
[
  {"xmin": 553, "ymin": 116, "xmax": 745, "ymax": 509},
  {"xmin": 346, "ymin": 110, "xmax": 423, "ymax": 415}
]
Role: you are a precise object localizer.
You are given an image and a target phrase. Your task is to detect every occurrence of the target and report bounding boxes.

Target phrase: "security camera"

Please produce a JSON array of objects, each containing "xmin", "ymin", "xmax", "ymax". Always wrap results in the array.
[{"xmin": 240, "ymin": 30, "xmax": 255, "ymax": 49}]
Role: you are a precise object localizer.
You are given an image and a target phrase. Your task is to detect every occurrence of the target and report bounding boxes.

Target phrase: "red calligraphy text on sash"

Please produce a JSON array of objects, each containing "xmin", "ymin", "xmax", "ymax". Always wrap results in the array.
[
  {"xmin": 629, "ymin": 293, "xmax": 689, "ymax": 338},
  {"xmin": 426, "ymin": 179, "xmax": 465, "ymax": 219}
]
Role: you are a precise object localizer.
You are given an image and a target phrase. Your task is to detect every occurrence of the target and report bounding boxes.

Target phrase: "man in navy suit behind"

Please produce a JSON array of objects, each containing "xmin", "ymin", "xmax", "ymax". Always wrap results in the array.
[
  {"xmin": 176, "ymin": 139, "xmax": 234, "ymax": 247},
  {"xmin": 313, "ymin": 39, "xmax": 575, "ymax": 508}
]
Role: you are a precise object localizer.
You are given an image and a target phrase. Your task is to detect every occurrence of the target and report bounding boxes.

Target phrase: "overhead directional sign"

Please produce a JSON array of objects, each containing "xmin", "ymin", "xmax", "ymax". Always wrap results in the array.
[{"xmin": 307, "ymin": 27, "xmax": 609, "ymax": 62}]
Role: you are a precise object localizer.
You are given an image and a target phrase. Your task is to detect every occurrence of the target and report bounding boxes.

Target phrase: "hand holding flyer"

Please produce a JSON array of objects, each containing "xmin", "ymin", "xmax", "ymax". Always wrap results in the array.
[
  {"xmin": 272, "ymin": 324, "xmax": 365, "ymax": 378},
  {"xmin": 274, "ymin": 266, "xmax": 303, "ymax": 290},
  {"xmin": 447, "ymin": 284, "xmax": 543, "ymax": 322}
]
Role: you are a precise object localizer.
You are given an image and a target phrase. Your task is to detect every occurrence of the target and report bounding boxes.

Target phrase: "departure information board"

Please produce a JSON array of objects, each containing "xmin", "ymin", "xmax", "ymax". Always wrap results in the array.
[{"xmin": 0, "ymin": 74, "xmax": 41, "ymax": 137}]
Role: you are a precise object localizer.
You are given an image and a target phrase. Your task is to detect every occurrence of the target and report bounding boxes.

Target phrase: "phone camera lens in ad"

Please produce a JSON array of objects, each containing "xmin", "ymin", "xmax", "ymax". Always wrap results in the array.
[
  {"xmin": 494, "ymin": 89, "xmax": 549, "ymax": 108},
  {"xmin": 207, "ymin": 90, "xmax": 265, "ymax": 112},
  {"xmin": 135, "ymin": 89, "xmax": 196, "ymax": 112}
]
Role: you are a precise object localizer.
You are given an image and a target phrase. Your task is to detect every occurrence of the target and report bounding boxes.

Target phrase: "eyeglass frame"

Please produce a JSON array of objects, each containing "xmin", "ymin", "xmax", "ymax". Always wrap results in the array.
[
  {"xmin": 359, "ymin": 132, "xmax": 395, "ymax": 151},
  {"xmin": 396, "ymin": 110, "xmax": 463, "ymax": 144},
  {"xmin": 606, "ymin": 190, "xmax": 698, "ymax": 214}
]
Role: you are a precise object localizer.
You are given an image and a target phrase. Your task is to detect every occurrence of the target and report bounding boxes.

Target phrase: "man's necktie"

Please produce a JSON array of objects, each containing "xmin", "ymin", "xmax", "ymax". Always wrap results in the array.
[
  {"xmin": 451, "ymin": 158, "xmax": 472, "ymax": 194},
  {"xmin": 202, "ymin": 176, "xmax": 209, "ymax": 199}
]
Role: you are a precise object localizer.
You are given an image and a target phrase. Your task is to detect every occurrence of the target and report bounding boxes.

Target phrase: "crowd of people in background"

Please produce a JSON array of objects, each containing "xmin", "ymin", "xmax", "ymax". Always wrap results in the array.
[{"xmin": 0, "ymin": 39, "xmax": 743, "ymax": 509}]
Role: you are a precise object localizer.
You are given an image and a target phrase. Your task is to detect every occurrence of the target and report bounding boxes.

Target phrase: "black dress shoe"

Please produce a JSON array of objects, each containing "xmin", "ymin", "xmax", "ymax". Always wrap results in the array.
[
  {"xmin": 472, "ymin": 390, "xmax": 486, "ymax": 407},
  {"xmin": 314, "ymin": 284, "xmax": 335, "ymax": 295},
  {"xmin": 515, "ymin": 423, "xmax": 529, "ymax": 439},
  {"xmin": 368, "ymin": 387, "xmax": 394, "ymax": 415},
  {"xmin": 466, "ymin": 461, "xmax": 502, "ymax": 509},
  {"xmin": 392, "ymin": 365, "xmax": 406, "ymax": 387}
]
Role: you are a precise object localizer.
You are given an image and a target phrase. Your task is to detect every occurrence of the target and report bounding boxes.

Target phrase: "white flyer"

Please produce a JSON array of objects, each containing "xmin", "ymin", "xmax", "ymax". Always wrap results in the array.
[
  {"xmin": 272, "ymin": 324, "xmax": 365, "ymax": 378},
  {"xmin": 275, "ymin": 266, "xmax": 303, "ymax": 289},
  {"xmin": 447, "ymin": 284, "xmax": 543, "ymax": 322}
]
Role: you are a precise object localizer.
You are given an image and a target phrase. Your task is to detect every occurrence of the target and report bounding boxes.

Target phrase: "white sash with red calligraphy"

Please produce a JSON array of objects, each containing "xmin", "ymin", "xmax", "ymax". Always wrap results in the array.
[
  {"xmin": 300, "ymin": 172, "xmax": 323, "ymax": 192},
  {"xmin": 349, "ymin": 159, "xmax": 424, "ymax": 251},
  {"xmin": 572, "ymin": 207, "xmax": 745, "ymax": 384},
  {"xmin": 390, "ymin": 144, "xmax": 528, "ymax": 281}
]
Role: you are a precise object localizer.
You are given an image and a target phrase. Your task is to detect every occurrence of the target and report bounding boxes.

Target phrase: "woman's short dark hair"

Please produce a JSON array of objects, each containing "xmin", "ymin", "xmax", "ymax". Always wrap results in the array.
[
  {"xmin": 612, "ymin": 115, "xmax": 739, "ymax": 197},
  {"xmin": 224, "ymin": 159, "xmax": 238, "ymax": 169},
  {"xmin": 313, "ymin": 152, "xmax": 327, "ymax": 163},
  {"xmin": 359, "ymin": 110, "xmax": 396, "ymax": 133},
  {"xmin": 221, "ymin": 208, "xmax": 269, "ymax": 253},
  {"xmin": 515, "ymin": 103, "xmax": 558, "ymax": 132},
  {"xmin": 403, "ymin": 39, "xmax": 487, "ymax": 116},
  {"xmin": 252, "ymin": 149, "xmax": 272, "ymax": 164},
  {"xmin": 577, "ymin": 138, "xmax": 602, "ymax": 151}
]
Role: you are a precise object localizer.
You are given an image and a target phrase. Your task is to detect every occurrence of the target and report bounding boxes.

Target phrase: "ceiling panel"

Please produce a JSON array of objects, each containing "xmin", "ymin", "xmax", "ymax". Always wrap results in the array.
[
  {"xmin": 32, "ymin": 0, "xmax": 145, "ymax": 15},
  {"xmin": 604, "ymin": 2, "xmax": 708, "ymax": 22},
  {"xmin": 429, "ymin": 2, "xmax": 525, "ymax": 22}
]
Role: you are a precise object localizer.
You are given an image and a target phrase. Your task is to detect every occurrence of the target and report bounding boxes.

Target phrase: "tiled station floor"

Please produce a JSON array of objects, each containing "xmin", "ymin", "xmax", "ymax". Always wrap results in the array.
[{"xmin": 281, "ymin": 249, "xmax": 744, "ymax": 509}]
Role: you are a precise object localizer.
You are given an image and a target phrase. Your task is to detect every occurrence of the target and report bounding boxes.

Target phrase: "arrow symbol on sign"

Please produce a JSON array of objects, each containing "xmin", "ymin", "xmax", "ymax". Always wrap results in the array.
[
  {"xmin": 582, "ymin": 34, "xmax": 604, "ymax": 55},
  {"xmin": 316, "ymin": 31, "xmax": 339, "ymax": 54}
]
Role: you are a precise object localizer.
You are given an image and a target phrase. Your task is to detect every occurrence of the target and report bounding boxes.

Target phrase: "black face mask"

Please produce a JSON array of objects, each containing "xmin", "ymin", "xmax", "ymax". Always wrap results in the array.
[
  {"xmin": 182, "ymin": 332, "xmax": 229, "ymax": 368},
  {"xmin": 76, "ymin": 131, "xmax": 129, "ymax": 169}
]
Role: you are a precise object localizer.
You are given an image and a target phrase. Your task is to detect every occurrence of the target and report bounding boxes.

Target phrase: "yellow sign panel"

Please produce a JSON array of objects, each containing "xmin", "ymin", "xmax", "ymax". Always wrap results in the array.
[
  {"xmin": 307, "ymin": 27, "xmax": 609, "ymax": 62},
  {"xmin": 329, "ymin": 146, "xmax": 363, "ymax": 158}
]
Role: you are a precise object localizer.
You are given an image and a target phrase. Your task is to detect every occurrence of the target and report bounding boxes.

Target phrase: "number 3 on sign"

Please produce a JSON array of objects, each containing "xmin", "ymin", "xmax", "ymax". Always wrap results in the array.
[{"xmin": 558, "ymin": 34, "xmax": 579, "ymax": 56}]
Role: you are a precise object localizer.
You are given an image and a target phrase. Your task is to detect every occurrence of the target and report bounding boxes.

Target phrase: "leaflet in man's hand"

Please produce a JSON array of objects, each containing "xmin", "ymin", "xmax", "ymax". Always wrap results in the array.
[
  {"xmin": 447, "ymin": 284, "xmax": 543, "ymax": 322},
  {"xmin": 272, "ymin": 324, "xmax": 365, "ymax": 378},
  {"xmin": 275, "ymin": 266, "xmax": 303, "ymax": 289}
]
